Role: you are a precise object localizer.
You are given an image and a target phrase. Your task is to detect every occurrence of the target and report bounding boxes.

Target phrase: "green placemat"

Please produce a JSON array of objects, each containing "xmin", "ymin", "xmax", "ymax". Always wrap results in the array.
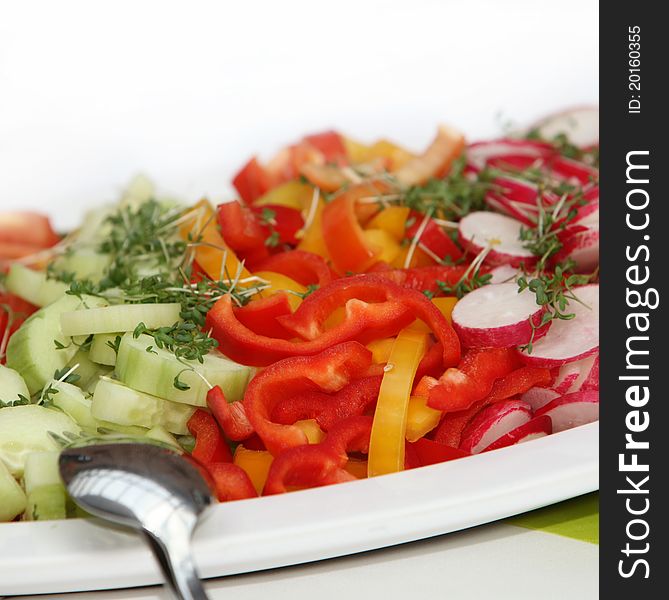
[{"xmin": 507, "ymin": 492, "xmax": 599, "ymax": 544}]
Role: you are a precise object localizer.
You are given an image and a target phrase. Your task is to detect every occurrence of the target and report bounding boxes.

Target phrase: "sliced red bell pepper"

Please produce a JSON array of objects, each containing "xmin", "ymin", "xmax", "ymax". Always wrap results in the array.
[
  {"xmin": 405, "ymin": 212, "xmax": 463, "ymax": 262},
  {"xmin": 206, "ymin": 462, "xmax": 258, "ymax": 501},
  {"xmin": 233, "ymin": 293, "xmax": 294, "ymax": 340},
  {"xmin": 410, "ymin": 437, "xmax": 470, "ymax": 466},
  {"xmin": 206, "ymin": 386, "xmax": 255, "ymax": 442},
  {"xmin": 414, "ymin": 341, "xmax": 444, "ymax": 382},
  {"xmin": 263, "ymin": 444, "xmax": 355, "ymax": 495},
  {"xmin": 217, "ymin": 201, "xmax": 270, "ymax": 260},
  {"xmin": 303, "ymin": 130, "xmax": 348, "ymax": 165},
  {"xmin": 250, "ymin": 204, "xmax": 304, "ymax": 246},
  {"xmin": 373, "ymin": 265, "xmax": 472, "ymax": 294},
  {"xmin": 323, "ymin": 415, "xmax": 373, "ymax": 460},
  {"xmin": 187, "ymin": 409, "xmax": 233, "ymax": 464},
  {"xmin": 232, "ymin": 157, "xmax": 273, "ymax": 204},
  {"xmin": 252, "ymin": 250, "xmax": 334, "ymax": 287},
  {"xmin": 0, "ymin": 212, "xmax": 60, "ymax": 248},
  {"xmin": 424, "ymin": 347, "xmax": 521, "ymax": 412},
  {"xmin": 243, "ymin": 341, "xmax": 373, "ymax": 455},
  {"xmin": 432, "ymin": 397, "xmax": 494, "ymax": 448},
  {"xmin": 403, "ymin": 441, "xmax": 422, "ymax": 469},
  {"xmin": 486, "ymin": 366, "xmax": 553, "ymax": 402}
]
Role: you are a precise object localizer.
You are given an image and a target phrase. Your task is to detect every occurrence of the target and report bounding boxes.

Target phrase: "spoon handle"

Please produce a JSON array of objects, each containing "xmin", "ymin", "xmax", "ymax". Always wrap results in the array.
[{"xmin": 143, "ymin": 530, "xmax": 210, "ymax": 600}]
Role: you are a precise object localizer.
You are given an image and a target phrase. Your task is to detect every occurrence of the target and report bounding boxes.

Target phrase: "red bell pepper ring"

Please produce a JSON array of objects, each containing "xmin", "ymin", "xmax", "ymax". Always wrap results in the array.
[
  {"xmin": 322, "ymin": 415, "xmax": 373, "ymax": 460},
  {"xmin": 424, "ymin": 347, "xmax": 521, "ymax": 412},
  {"xmin": 263, "ymin": 444, "xmax": 355, "ymax": 495},
  {"xmin": 187, "ymin": 409, "xmax": 233, "ymax": 464},
  {"xmin": 207, "ymin": 386, "xmax": 255, "ymax": 442},
  {"xmin": 303, "ymin": 130, "xmax": 348, "ymax": 165},
  {"xmin": 250, "ymin": 204, "xmax": 304, "ymax": 247},
  {"xmin": 206, "ymin": 292, "xmax": 413, "ymax": 367},
  {"xmin": 233, "ymin": 293, "xmax": 295, "ymax": 340},
  {"xmin": 486, "ymin": 366, "xmax": 552, "ymax": 402},
  {"xmin": 217, "ymin": 201, "xmax": 269, "ymax": 260},
  {"xmin": 206, "ymin": 462, "xmax": 258, "ymax": 502},
  {"xmin": 403, "ymin": 441, "xmax": 422, "ymax": 470},
  {"xmin": 405, "ymin": 212, "xmax": 463, "ymax": 262},
  {"xmin": 278, "ymin": 275, "xmax": 461, "ymax": 367},
  {"xmin": 409, "ymin": 438, "xmax": 470, "ymax": 466},
  {"xmin": 232, "ymin": 157, "xmax": 273, "ymax": 204},
  {"xmin": 244, "ymin": 341, "xmax": 374, "ymax": 456},
  {"xmin": 414, "ymin": 341, "xmax": 445, "ymax": 383},
  {"xmin": 252, "ymin": 250, "xmax": 334, "ymax": 287},
  {"xmin": 373, "ymin": 265, "xmax": 471, "ymax": 295}
]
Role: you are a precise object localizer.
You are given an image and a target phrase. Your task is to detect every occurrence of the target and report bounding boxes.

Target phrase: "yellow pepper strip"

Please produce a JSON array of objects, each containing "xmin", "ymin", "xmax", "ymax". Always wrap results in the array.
[
  {"xmin": 362, "ymin": 229, "xmax": 401, "ymax": 265},
  {"xmin": 405, "ymin": 395, "xmax": 442, "ymax": 442},
  {"xmin": 343, "ymin": 137, "xmax": 372, "ymax": 164},
  {"xmin": 367, "ymin": 206, "xmax": 411, "ymax": 242},
  {"xmin": 179, "ymin": 199, "xmax": 250, "ymax": 280},
  {"xmin": 366, "ymin": 337, "xmax": 396, "ymax": 364},
  {"xmin": 233, "ymin": 445, "xmax": 274, "ymax": 495},
  {"xmin": 253, "ymin": 181, "xmax": 315, "ymax": 211},
  {"xmin": 294, "ymin": 419, "xmax": 326, "ymax": 444},
  {"xmin": 253, "ymin": 270, "xmax": 307, "ymax": 311},
  {"xmin": 296, "ymin": 197, "xmax": 330, "ymax": 259},
  {"xmin": 369, "ymin": 140, "xmax": 415, "ymax": 170},
  {"xmin": 409, "ymin": 296, "xmax": 459, "ymax": 332},
  {"xmin": 344, "ymin": 459, "xmax": 369, "ymax": 479},
  {"xmin": 368, "ymin": 328, "xmax": 429, "ymax": 476},
  {"xmin": 391, "ymin": 245, "xmax": 435, "ymax": 269}
]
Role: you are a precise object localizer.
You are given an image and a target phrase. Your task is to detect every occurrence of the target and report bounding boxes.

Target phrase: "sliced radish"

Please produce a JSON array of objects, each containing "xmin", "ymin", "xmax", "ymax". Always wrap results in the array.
[
  {"xmin": 458, "ymin": 211, "xmax": 535, "ymax": 267},
  {"xmin": 521, "ymin": 386, "xmax": 560, "ymax": 412},
  {"xmin": 467, "ymin": 139, "xmax": 555, "ymax": 170},
  {"xmin": 551, "ymin": 156, "xmax": 599, "ymax": 185},
  {"xmin": 518, "ymin": 284, "xmax": 598, "ymax": 367},
  {"xmin": 534, "ymin": 390, "xmax": 599, "ymax": 433},
  {"xmin": 529, "ymin": 106, "xmax": 599, "ymax": 148},
  {"xmin": 459, "ymin": 399, "xmax": 533, "ymax": 454},
  {"xmin": 553, "ymin": 225, "xmax": 599, "ymax": 272},
  {"xmin": 451, "ymin": 282, "xmax": 549, "ymax": 348},
  {"xmin": 581, "ymin": 355, "xmax": 599, "ymax": 391},
  {"xmin": 485, "ymin": 193, "xmax": 536, "ymax": 226},
  {"xmin": 481, "ymin": 415, "xmax": 552, "ymax": 452},
  {"xmin": 552, "ymin": 354, "xmax": 598, "ymax": 395},
  {"xmin": 489, "ymin": 264, "xmax": 521, "ymax": 284}
]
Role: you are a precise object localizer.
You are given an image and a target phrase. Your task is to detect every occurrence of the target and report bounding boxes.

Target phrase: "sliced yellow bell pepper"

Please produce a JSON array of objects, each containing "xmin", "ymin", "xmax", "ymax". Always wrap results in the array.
[
  {"xmin": 296, "ymin": 197, "xmax": 330, "ymax": 259},
  {"xmin": 391, "ymin": 245, "xmax": 436, "ymax": 269},
  {"xmin": 366, "ymin": 337, "xmax": 396, "ymax": 364},
  {"xmin": 343, "ymin": 137, "xmax": 372, "ymax": 164},
  {"xmin": 369, "ymin": 139, "xmax": 415, "ymax": 170},
  {"xmin": 253, "ymin": 181, "xmax": 315, "ymax": 211},
  {"xmin": 253, "ymin": 270, "xmax": 307, "ymax": 311},
  {"xmin": 367, "ymin": 206, "xmax": 411, "ymax": 242},
  {"xmin": 294, "ymin": 419, "xmax": 326, "ymax": 444},
  {"xmin": 233, "ymin": 445, "xmax": 274, "ymax": 495},
  {"xmin": 180, "ymin": 199, "xmax": 250, "ymax": 280},
  {"xmin": 410, "ymin": 296, "xmax": 459, "ymax": 332},
  {"xmin": 363, "ymin": 228, "xmax": 401, "ymax": 264},
  {"xmin": 368, "ymin": 328, "xmax": 429, "ymax": 476},
  {"xmin": 344, "ymin": 459, "xmax": 369, "ymax": 479},
  {"xmin": 405, "ymin": 395, "xmax": 442, "ymax": 442}
]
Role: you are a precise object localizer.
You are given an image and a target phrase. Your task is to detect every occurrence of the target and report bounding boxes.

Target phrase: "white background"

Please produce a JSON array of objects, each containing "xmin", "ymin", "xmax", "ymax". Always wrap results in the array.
[{"xmin": 0, "ymin": 0, "xmax": 598, "ymax": 231}]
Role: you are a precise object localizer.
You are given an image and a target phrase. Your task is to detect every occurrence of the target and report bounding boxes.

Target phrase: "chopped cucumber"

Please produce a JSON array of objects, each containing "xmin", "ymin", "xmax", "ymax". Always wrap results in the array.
[
  {"xmin": 67, "ymin": 349, "xmax": 113, "ymax": 391},
  {"xmin": 92, "ymin": 377, "xmax": 194, "ymax": 434},
  {"xmin": 120, "ymin": 174, "xmax": 156, "ymax": 208},
  {"xmin": 0, "ymin": 460, "xmax": 27, "ymax": 522},
  {"xmin": 53, "ymin": 249, "xmax": 111, "ymax": 283},
  {"xmin": 0, "ymin": 404, "xmax": 80, "ymax": 477},
  {"xmin": 23, "ymin": 451, "xmax": 62, "ymax": 493},
  {"xmin": 145, "ymin": 426, "xmax": 181, "ymax": 450},
  {"xmin": 60, "ymin": 303, "xmax": 182, "ymax": 337},
  {"xmin": 88, "ymin": 333, "xmax": 121, "ymax": 366},
  {"xmin": 48, "ymin": 380, "xmax": 98, "ymax": 432},
  {"xmin": 115, "ymin": 333, "xmax": 254, "ymax": 406},
  {"xmin": 0, "ymin": 364, "xmax": 30, "ymax": 403},
  {"xmin": 5, "ymin": 264, "xmax": 69, "ymax": 307},
  {"xmin": 5, "ymin": 294, "xmax": 108, "ymax": 394},
  {"xmin": 23, "ymin": 452, "xmax": 68, "ymax": 521}
]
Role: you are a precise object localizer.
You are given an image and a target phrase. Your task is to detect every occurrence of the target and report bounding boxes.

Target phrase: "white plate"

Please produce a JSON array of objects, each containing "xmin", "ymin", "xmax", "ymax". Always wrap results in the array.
[{"xmin": 0, "ymin": 422, "xmax": 598, "ymax": 595}]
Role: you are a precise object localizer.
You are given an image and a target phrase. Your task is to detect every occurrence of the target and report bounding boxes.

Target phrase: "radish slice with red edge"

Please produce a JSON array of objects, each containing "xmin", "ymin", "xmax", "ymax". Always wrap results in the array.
[
  {"xmin": 534, "ymin": 390, "xmax": 599, "ymax": 433},
  {"xmin": 553, "ymin": 225, "xmax": 599, "ymax": 272},
  {"xmin": 467, "ymin": 139, "xmax": 555, "ymax": 170},
  {"xmin": 459, "ymin": 399, "xmax": 533, "ymax": 454},
  {"xmin": 521, "ymin": 387, "xmax": 560, "ymax": 412},
  {"xmin": 528, "ymin": 106, "xmax": 599, "ymax": 148},
  {"xmin": 481, "ymin": 415, "xmax": 552, "ymax": 452},
  {"xmin": 552, "ymin": 354, "xmax": 599, "ymax": 395},
  {"xmin": 458, "ymin": 211, "xmax": 536, "ymax": 268},
  {"xmin": 452, "ymin": 282, "xmax": 550, "ymax": 349},
  {"xmin": 484, "ymin": 193, "xmax": 536, "ymax": 226},
  {"xmin": 518, "ymin": 284, "xmax": 598, "ymax": 367},
  {"xmin": 489, "ymin": 264, "xmax": 520, "ymax": 284}
]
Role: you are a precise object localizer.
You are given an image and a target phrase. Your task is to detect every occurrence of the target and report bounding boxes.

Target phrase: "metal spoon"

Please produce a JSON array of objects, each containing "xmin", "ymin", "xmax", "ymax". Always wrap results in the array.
[{"xmin": 59, "ymin": 443, "xmax": 213, "ymax": 600}]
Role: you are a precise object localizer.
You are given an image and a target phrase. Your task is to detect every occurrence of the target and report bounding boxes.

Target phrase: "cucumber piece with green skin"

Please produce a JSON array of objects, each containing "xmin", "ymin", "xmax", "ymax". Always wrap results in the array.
[
  {"xmin": 23, "ymin": 451, "xmax": 62, "ymax": 493},
  {"xmin": 23, "ymin": 452, "xmax": 67, "ymax": 520},
  {"xmin": 92, "ymin": 377, "xmax": 194, "ymax": 435},
  {"xmin": 67, "ymin": 348, "xmax": 113, "ymax": 391},
  {"xmin": 5, "ymin": 294, "xmax": 108, "ymax": 394},
  {"xmin": 52, "ymin": 249, "xmax": 111, "ymax": 283},
  {"xmin": 48, "ymin": 380, "xmax": 98, "ymax": 432},
  {"xmin": 4, "ymin": 264, "xmax": 69, "ymax": 308},
  {"xmin": 89, "ymin": 333, "xmax": 121, "ymax": 366},
  {"xmin": 0, "ymin": 460, "xmax": 26, "ymax": 521},
  {"xmin": 145, "ymin": 426, "xmax": 182, "ymax": 450},
  {"xmin": 0, "ymin": 364, "xmax": 30, "ymax": 403},
  {"xmin": 115, "ymin": 333, "xmax": 254, "ymax": 406},
  {"xmin": 60, "ymin": 303, "xmax": 182, "ymax": 337},
  {"xmin": 0, "ymin": 404, "xmax": 81, "ymax": 477}
]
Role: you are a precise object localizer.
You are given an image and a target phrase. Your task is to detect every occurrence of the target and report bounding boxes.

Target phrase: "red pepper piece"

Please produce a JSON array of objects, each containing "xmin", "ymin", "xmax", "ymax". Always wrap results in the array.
[
  {"xmin": 432, "ymin": 397, "xmax": 494, "ymax": 448},
  {"xmin": 206, "ymin": 462, "xmax": 258, "ymax": 502},
  {"xmin": 404, "ymin": 441, "xmax": 422, "ymax": 469},
  {"xmin": 414, "ymin": 341, "xmax": 444, "ymax": 383},
  {"xmin": 206, "ymin": 386, "xmax": 255, "ymax": 442},
  {"xmin": 425, "ymin": 347, "xmax": 521, "ymax": 412},
  {"xmin": 373, "ymin": 265, "xmax": 472, "ymax": 295},
  {"xmin": 217, "ymin": 201, "xmax": 270, "ymax": 260},
  {"xmin": 405, "ymin": 212, "xmax": 463, "ymax": 262},
  {"xmin": 233, "ymin": 293, "xmax": 294, "ymax": 340},
  {"xmin": 278, "ymin": 275, "xmax": 460, "ymax": 367},
  {"xmin": 187, "ymin": 409, "xmax": 233, "ymax": 464},
  {"xmin": 323, "ymin": 415, "xmax": 373, "ymax": 460},
  {"xmin": 410, "ymin": 438, "xmax": 470, "ymax": 466},
  {"xmin": 263, "ymin": 444, "xmax": 355, "ymax": 495},
  {"xmin": 303, "ymin": 130, "xmax": 348, "ymax": 165},
  {"xmin": 206, "ymin": 292, "xmax": 413, "ymax": 367},
  {"xmin": 253, "ymin": 250, "xmax": 334, "ymax": 287},
  {"xmin": 244, "ymin": 341, "xmax": 373, "ymax": 455},
  {"xmin": 486, "ymin": 366, "xmax": 553, "ymax": 402},
  {"xmin": 250, "ymin": 204, "xmax": 304, "ymax": 246},
  {"xmin": 232, "ymin": 157, "xmax": 273, "ymax": 204}
]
